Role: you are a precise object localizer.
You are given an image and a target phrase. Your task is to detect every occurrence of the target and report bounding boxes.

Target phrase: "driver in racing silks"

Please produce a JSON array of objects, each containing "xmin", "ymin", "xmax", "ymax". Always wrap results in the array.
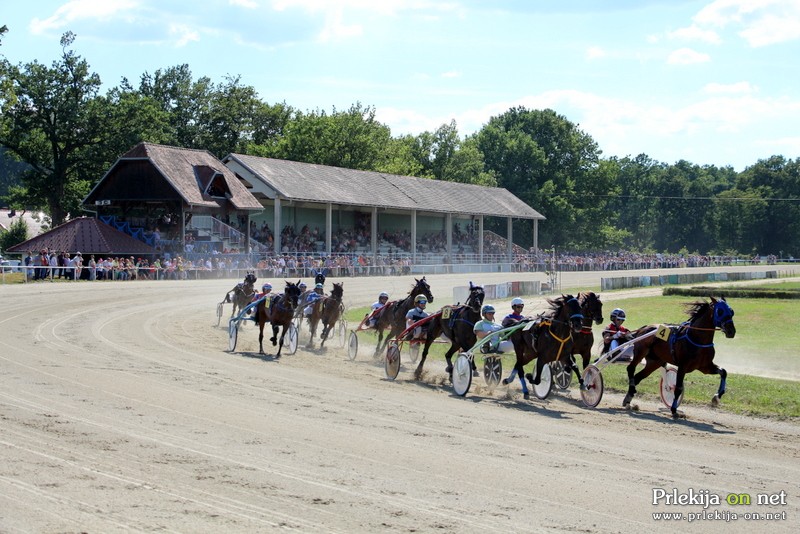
[
  {"xmin": 404, "ymin": 294, "xmax": 429, "ymax": 340},
  {"xmin": 366, "ymin": 291, "xmax": 390, "ymax": 328},
  {"xmin": 602, "ymin": 308, "xmax": 634, "ymax": 361}
]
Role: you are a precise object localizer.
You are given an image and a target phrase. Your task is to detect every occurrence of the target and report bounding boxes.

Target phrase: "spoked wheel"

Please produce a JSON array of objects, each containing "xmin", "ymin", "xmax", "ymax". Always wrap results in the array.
[
  {"xmin": 551, "ymin": 360, "xmax": 573, "ymax": 390},
  {"xmin": 385, "ymin": 342, "xmax": 401, "ymax": 380},
  {"xmin": 532, "ymin": 363, "xmax": 553, "ymax": 400},
  {"xmin": 580, "ymin": 365, "xmax": 604, "ymax": 408},
  {"xmin": 336, "ymin": 320, "xmax": 347, "ymax": 348},
  {"xmin": 228, "ymin": 319, "xmax": 239, "ymax": 352},
  {"xmin": 347, "ymin": 331, "xmax": 359, "ymax": 361},
  {"xmin": 285, "ymin": 323, "xmax": 299, "ymax": 355},
  {"xmin": 452, "ymin": 353, "xmax": 474, "ymax": 397},
  {"xmin": 408, "ymin": 342, "xmax": 420, "ymax": 364},
  {"xmin": 660, "ymin": 367, "xmax": 683, "ymax": 408},
  {"xmin": 483, "ymin": 356, "xmax": 502, "ymax": 390},
  {"xmin": 216, "ymin": 302, "xmax": 224, "ymax": 326}
]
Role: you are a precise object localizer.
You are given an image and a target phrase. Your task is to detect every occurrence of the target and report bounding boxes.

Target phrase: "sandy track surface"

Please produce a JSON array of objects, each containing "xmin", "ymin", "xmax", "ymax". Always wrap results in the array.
[{"xmin": 1, "ymin": 268, "xmax": 798, "ymax": 533}]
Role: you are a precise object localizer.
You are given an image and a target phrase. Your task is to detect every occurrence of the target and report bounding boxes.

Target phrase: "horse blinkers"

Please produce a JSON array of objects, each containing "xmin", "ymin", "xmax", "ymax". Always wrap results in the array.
[{"xmin": 713, "ymin": 298, "xmax": 736, "ymax": 339}]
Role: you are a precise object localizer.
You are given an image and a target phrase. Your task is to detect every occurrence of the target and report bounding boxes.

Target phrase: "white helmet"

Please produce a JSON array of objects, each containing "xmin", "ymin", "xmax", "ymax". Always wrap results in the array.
[
  {"xmin": 610, "ymin": 308, "xmax": 626, "ymax": 321},
  {"xmin": 511, "ymin": 297, "xmax": 525, "ymax": 307},
  {"xmin": 379, "ymin": 291, "xmax": 389, "ymax": 299}
]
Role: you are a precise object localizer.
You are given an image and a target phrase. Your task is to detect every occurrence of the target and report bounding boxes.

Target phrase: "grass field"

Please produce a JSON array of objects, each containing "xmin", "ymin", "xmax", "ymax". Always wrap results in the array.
[{"xmin": 345, "ymin": 294, "xmax": 800, "ymax": 420}]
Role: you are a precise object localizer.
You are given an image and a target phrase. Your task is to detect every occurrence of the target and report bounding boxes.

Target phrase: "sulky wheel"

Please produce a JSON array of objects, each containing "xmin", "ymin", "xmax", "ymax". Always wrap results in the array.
[
  {"xmin": 347, "ymin": 331, "xmax": 359, "ymax": 361},
  {"xmin": 285, "ymin": 323, "xmax": 299, "ymax": 355},
  {"xmin": 452, "ymin": 353, "xmax": 473, "ymax": 397},
  {"xmin": 580, "ymin": 365, "xmax": 604, "ymax": 408},
  {"xmin": 551, "ymin": 360, "xmax": 573, "ymax": 391},
  {"xmin": 228, "ymin": 319, "xmax": 239, "ymax": 352},
  {"xmin": 336, "ymin": 320, "xmax": 347, "ymax": 348},
  {"xmin": 532, "ymin": 362, "xmax": 553, "ymax": 400},
  {"xmin": 660, "ymin": 367, "xmax": 684, "ymax": 409},
  {"xmin": 408, "ymin": 341, "xmax": 420, "ymax": 364},
  {"xmin": 216, "ymin": 302, "xmax": 224, "ymax": 326},
  {"xmin": 483, "ymin": 356, "xmax": 502, "ymax": 390},
  {"xmin": 385, "ymin": 342, "xmax": 401, "ymax": 380}
]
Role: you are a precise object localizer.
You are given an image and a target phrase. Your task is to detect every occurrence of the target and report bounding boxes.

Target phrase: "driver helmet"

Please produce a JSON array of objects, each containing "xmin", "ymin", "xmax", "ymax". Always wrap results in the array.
[
  {"xmin": 481, "ymin": 304, "xmax": 496, "ymax": 316},
  {"xmin": 262, "ymin": 282, "xmax": 272, "ymax": 292},
  {"xmin": 298, "ymin": 281, "xmax": 307, "ymax": 289},
  {"xmin": 314, "ymin": 282, "xmax": 324, "ymax": 292},
  {"xmin": 511, "ymin": 297, "xmax": 525, "ymax": 307},
  {"xmin": 414, "ymin": 294, "xmax": 428, "ymax": 305},
  {"xmin": 610, "ymin": 308, "xmax": 626, "ymax": 322},
  {"xmin": 379, "ymin": 291, "xmax": 389, "ymax": 300}
]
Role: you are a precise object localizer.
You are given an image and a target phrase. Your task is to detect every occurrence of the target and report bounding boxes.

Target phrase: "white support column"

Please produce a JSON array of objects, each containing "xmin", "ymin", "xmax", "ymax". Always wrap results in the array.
[
  {"xmin": 446, "ymin": 213, "xmax": 453, "ymax": 262},
  {"xmin": 273, "ymin": 198, "xmax": 281, "ymax": 255},
  {"xmin": 478, "ymin": 215, "xmax": 484, "ymax": 262},
  {"xmin": 326, "ymin": 203, "xmax": 332, "ymax": 256},
  {"xmin": 411, "ymin": 210, "xmax": 417, "ymax": 263},
  {"xmin": 245, "ymin": 213, "xmax": 251, "ymax": 254},
  {"xmin": 180, "ymin": 205, "xmax": 186, "ymax": 252},
  {"xmin": 507, "ymin": 217, "xmax": 513, "ymax": 262},
  {"xmin": 533, "ymin": 219, "xmax": 539, "ymax": 252},
  {"xmin": 371, "ymin": 206, "xmax": 378, "ymax": 260}
]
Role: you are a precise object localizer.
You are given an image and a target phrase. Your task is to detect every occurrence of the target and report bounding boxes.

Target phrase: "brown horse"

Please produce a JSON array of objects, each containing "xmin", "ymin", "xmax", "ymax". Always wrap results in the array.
[
  {"xmin": 256, "ymin": 280, "xmax": 302, "ymax": 357},
  {"xmin": 415, "ymin": 282, "xmax": 484, "ymax": 379},
  {"xmin": 503, "ymin": 295, "xmax": 584, "ymax": 399},
  {"xmin": 570, "ymin": 291, "xmax": 604, "ymax": 376},
  {"xmin": 370, "ymin": 277, "xmax": 434, "ymax": 357},
  {"xmin": 222, "ymin": 272, "xmax": 257, "ymax": 318},
  {"xmin": 308, "ymin": 282, "xmax": 344, "ymax": 348},
  {"xmin": 623, "ymin": 297, "xmax": 735, "ymax": 418}
]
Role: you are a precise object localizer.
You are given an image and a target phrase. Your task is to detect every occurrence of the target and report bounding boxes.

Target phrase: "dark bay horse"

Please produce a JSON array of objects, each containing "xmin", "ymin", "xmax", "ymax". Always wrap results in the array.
[
  {"xmin": 504, "ymin": 295, "xmax": 584, "ymax": 399},
  {"xmin": 222, "ymin": 272, "xmax": 257, "ymax": 318},
  {"xmin": 371, "ymin": 277, "xmax": 434, "ymax": 357},
  {"xmin": 623, "ymin": 297, "xmax": 735, "ymax": 418},
  {"xmin": 256, "ymin": 280, "xmax": 302, "ymax": 357},
  {"xmin": 571, "ymin": 291, "xmax": 604, "ymax": 373},
  {"xmin": 308, "ymin": 282, "xmax": 344, "ymax": 349},
  {"xmin": 415, "ymin": 282, "xmax": 484, "ymax": 380}
]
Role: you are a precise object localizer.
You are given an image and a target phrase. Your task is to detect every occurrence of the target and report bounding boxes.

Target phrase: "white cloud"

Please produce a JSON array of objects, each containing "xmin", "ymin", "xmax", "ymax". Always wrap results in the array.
[
  {"xmin": 441, "ymin": 70, "xmax": 461, "ymax": 78},
  {"xmin": 30, "ymin": 0, "xmax": 139, "ymax": 34},
  {"xmin": 169, "ymin": 23, "xmax": 200, "ymax": 47},
  {"xmin": 667, "ymin": 47, "xmax": 711, "ymax": 64},
  {"xmin": 693, "ymin": 0, "xmax": 800, "ymax": 47},
  {"xmin": 667, "ymin": 24, "xmax": 722, "ymax": 44},
  {"xmin": 585, "ymin": 46, "xmax": 607, "ymax": 60},
  {"xmin": 704, "ymin": 81, "xmax": 756, "ymax": 94},
  {"xmin": 230, "ymin": 0, "xmax": 259, "ymax": 8}
]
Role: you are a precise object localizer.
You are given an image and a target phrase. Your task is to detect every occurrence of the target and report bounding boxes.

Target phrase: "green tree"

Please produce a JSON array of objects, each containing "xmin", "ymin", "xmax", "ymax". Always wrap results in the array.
[
  {"xmin": 266, "ymin": 102, "xmax": 394, "ymax": 170},
  {"xmin": 411, "ymin": 121, "xmax": 495, "ymax": 185},
  {"xmin": 474, "ymin": 107, "xmax": 610, "ymax": 250},
  {"xmin": 0, "ymin": 32, "xmax": 104, "ymax": 225},
  {"xmin": 0, "ymin": 214, "xmax": 28, "ymax": 252}
]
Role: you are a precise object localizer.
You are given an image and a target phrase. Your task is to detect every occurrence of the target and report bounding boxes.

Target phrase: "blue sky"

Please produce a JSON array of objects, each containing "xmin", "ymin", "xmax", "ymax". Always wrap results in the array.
[{"xmin": 3, "ymin": 0, "xmax": 800, "ymax": 171}]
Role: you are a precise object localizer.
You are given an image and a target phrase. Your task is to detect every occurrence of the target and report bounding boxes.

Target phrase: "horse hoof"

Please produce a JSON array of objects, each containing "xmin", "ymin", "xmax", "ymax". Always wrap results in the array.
[
  {"xmin": 445, "ymin": 365, "xmax": 453, "ymax": 375},
  {"xmin": 711, "ymin": 394, "xmax": 720, "ymax": 406},
  {"xmin": 501, "ymin": 378, "xmax": 509, "ymax": 385},
  {"xmin": 523, "ymin": 392, "xmax": 530, "ymax": 400},
  {"xmin": 672, "ymin": 410, "xmax": 686, "ymax": 419}
]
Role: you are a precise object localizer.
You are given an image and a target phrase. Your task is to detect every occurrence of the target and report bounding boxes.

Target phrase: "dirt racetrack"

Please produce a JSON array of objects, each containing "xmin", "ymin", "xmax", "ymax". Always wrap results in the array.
[{"xmin": 1, "ymin": 267, "xmax": 799, "ymax": 533}]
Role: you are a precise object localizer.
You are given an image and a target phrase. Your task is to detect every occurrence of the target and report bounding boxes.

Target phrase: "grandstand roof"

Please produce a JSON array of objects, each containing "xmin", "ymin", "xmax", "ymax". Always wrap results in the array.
[
  {"xmin": 6, "ymin": 217, "xmax": 157, "ymax": 256},
  {"xmin": 84, "ymin": 143, "xmax": 262, "ymax": 211},
  {"xmin": 224, "ymin": 154, "xmax": 544, "ymax": 220}
]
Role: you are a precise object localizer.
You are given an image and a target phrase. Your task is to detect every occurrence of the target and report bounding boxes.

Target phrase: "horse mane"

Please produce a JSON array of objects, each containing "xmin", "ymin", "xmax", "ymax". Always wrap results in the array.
[{"xmin": 683, "ymin": 300, "xmax": 712, "ymax": 321}]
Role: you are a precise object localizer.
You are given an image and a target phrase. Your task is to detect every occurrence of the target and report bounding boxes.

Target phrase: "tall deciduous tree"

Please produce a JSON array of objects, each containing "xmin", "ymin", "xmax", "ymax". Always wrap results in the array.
[
  {"xmin": 474, "ymin": 107, "xmax": 611, "ymax": 250},
  {"xmin": 0, "ymin": 32, "xmax": 104, "ymax": 225}
]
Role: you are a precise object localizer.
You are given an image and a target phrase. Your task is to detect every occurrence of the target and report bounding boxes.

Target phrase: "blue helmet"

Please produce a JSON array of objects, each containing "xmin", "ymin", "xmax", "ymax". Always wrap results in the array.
[
  {"xmin": 262, "ymin": 282, "xmax": 272, "ymax": 291},
  {"xmin": 481, "ymin": 304, "xmax": 495, "ymax": 316}
]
